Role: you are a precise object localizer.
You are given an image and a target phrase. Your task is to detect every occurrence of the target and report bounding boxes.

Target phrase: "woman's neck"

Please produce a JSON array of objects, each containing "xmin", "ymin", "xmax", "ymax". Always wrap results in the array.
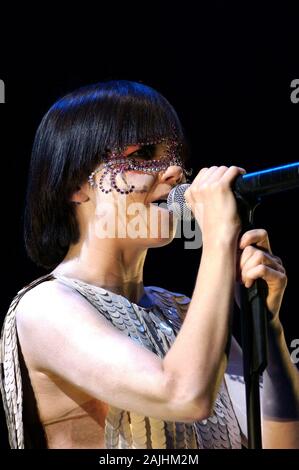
[{"xmin": 52, "ymin": 239, "xmax": 147, "ymax": 304}]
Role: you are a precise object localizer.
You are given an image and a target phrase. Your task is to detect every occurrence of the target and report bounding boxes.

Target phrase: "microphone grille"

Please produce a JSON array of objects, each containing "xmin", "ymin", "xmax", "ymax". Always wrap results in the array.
[{"xmin": 167, "ymin": 184, "xmax": 193, "ymax": 221}]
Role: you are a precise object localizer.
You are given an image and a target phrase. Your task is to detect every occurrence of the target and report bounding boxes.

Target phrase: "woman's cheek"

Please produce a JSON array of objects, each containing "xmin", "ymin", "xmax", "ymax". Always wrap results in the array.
[{"xmin": 125, "ymin": 172, "xmax": 155, "ymax": 196}]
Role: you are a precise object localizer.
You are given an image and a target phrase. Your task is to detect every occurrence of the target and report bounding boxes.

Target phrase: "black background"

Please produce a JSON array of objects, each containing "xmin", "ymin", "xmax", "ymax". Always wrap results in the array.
[{"xmin": 0, "ymin": 1, "xmax": 298, "ymax": 453}]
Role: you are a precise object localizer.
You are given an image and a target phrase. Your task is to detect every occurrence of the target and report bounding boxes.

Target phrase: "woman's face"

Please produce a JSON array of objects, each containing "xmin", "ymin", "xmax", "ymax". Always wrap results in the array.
[{"xmin": 89, "ymin": 142, "xmax": 185, "ymax": 248}]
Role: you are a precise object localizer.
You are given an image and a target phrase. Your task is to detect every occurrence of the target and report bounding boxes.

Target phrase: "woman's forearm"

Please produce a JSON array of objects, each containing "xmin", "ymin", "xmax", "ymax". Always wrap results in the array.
[{"xmin": 163, "ymin": 236, "xmax": 238, "ymax": 414}]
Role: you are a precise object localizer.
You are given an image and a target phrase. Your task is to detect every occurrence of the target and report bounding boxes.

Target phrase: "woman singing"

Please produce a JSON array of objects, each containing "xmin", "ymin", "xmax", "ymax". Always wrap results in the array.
[{"xmin": 1, "ymin": 80, "xmax": 298, "ymax": 449}]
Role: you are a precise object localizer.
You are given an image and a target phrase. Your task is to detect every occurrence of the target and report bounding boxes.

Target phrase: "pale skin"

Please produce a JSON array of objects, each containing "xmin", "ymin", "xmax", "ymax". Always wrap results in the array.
[{"xmin": 16, "ymin": 148, "xmax": 299, "ymax": 448}]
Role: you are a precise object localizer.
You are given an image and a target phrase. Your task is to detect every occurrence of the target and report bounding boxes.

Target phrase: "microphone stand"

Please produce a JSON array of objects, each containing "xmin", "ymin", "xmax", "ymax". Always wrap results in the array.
[{"xmin": 236, "ymin": 193, "xmax": 269, "ymax": 449}]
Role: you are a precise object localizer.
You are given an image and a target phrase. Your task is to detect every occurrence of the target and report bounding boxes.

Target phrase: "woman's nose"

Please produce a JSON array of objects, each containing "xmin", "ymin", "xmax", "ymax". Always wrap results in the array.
[{"xmin": 160, "ymin": 165, "xmax": 184, "ymax": 186}]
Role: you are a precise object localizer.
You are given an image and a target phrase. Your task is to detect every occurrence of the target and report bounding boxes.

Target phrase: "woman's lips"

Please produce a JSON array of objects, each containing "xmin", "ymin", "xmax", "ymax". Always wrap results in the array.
[{"xmin": 149, "ymin": 193, "xmax": 169, "ymax": 204}]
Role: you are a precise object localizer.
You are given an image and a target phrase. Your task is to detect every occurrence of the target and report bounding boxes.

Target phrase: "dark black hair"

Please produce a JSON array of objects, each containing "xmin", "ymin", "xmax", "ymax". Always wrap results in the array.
[{"xmin": 24, "ymin": 80, "xmax": 186, "ymax": 269}]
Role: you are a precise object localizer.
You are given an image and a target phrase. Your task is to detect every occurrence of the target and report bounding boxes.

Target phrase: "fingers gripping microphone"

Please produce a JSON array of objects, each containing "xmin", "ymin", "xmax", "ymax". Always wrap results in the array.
[{"xmin": 167, "ymin": 162, "xmax": 299, "ymax": 221}]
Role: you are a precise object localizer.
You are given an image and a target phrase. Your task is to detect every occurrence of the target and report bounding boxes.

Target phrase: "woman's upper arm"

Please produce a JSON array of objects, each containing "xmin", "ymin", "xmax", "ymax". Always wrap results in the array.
[{"xmin": 15, "ymin": 281, "xmax": 191, "ymax": 421}]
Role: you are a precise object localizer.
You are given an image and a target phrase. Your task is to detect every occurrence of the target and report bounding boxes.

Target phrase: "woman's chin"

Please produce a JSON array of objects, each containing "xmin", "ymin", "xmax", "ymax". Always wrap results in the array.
[
  {"xmin": 146, "ymin": 234, "xmax": 175, "ymax": 248},
  {"xmin": 145, "ymin": 206, "xmax": 177, "ymax": 247}
]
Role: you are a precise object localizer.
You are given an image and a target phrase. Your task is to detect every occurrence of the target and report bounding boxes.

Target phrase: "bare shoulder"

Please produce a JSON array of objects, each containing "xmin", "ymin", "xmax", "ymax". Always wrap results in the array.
[
  {"xmin": 17, "ymin": 279, "xmax": 69, "ymax": 305},
  {"xmin": 16, "ymin": 278, "xmax": 97, "ymax": 319},
  {"xmin": 15, "ymin": 279, "xmax": 101, "ymax": 352},
  {"xmin": 16, "ymin": 279, "xmax": 83, "ymax": 324}
]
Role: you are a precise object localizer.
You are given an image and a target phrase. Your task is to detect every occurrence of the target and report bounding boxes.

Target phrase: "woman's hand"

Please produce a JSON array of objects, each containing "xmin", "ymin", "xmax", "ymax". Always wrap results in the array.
[
  {"xmin": 184, "ymin": 166, "xmax": 246, "ymax": 245},
  {"xmin": 237, "ymin": 228, "xmax": 287, "ymax": 323}
]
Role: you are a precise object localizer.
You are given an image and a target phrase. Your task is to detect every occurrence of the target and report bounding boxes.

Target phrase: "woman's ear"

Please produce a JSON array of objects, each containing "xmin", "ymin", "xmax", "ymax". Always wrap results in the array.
[{"xmin": 70, "ymin": 186, "xmax": 90, "ymax": 204}]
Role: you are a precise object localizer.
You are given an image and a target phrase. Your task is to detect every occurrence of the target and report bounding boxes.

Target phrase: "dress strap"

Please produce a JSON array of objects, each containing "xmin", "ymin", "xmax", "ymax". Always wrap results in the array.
[{"xmin": 0, "ymin": 273, "xmax": 54, "ymax": 448}]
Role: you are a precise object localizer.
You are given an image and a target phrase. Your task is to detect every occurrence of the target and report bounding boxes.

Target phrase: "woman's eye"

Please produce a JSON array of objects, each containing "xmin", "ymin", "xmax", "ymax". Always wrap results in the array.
[{"xmin": 132, "ymin": 145, "xmax": 156, "ymax": 160}]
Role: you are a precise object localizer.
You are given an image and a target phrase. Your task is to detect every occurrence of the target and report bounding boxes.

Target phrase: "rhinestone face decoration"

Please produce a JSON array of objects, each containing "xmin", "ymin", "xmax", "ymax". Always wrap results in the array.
[{"xmin": 88, "ymin": 138, "xmax": 192, "ymax": 195}]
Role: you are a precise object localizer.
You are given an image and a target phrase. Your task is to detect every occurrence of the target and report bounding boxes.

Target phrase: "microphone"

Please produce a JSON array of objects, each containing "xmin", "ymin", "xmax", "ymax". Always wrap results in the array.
[{"xmin": 167, "ymin": 162, "xmax": 299, "ymax": 220}]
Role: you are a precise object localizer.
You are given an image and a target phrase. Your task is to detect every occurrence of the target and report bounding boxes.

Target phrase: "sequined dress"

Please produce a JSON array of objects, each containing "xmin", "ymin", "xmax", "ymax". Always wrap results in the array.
[{"xmin": 0, "ymin": 274, "xmax": 242, "ymax": 449}]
